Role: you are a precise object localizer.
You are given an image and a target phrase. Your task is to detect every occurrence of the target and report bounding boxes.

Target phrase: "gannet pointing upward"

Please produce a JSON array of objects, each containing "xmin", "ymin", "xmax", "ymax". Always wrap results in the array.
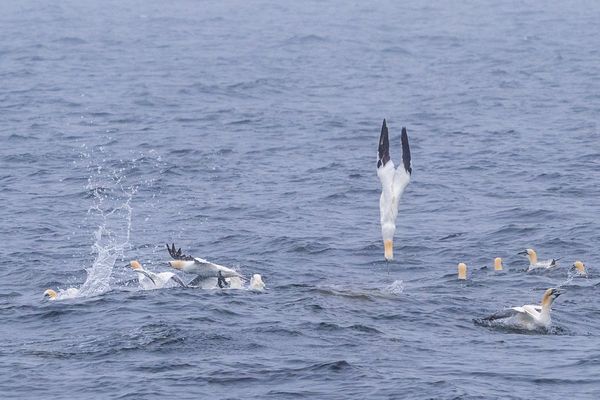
[{"xmin": 377, "ymin": 119, "xmax": 412, "ymax": 261}]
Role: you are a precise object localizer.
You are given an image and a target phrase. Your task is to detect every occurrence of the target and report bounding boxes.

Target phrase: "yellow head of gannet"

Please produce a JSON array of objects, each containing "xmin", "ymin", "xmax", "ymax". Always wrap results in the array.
[
  {"xmin": 43, "ymin": 289, "xmax": 58, "ymax": 300},
  {"xmin": 573, "ymin": 261, "xmax": 588, "ymax": 277},
  {"xmin": 457, "ymin": 263, "xmax": 467, "ymax": 280},
  {"xmin": 494, "ymin": 257, "xmax": 503, "ymax": 271},
  {"xmin": 518, "ymin": 248, "xmax": 538, "ymax": 264},
  {"xmin": 541, "ymin": 287, "xmax": 562, "ymax": 308},
  {"xmin": 129, "ymin": 260, "xmax": 143, "ymax": 270},
  {"xmin": 168, "ymin": 260, "xmax": 187, "ymax": 270}
]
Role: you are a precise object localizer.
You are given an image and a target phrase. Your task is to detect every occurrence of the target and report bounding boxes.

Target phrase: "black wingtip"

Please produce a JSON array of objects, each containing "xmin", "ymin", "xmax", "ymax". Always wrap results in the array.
[
  {"xmin": 378, "ymin": 119, "xmax": 390, "ymax": 168},
  {"xmin": 401, "ymin": 127, "xmax": 412, "ymax": 175}
]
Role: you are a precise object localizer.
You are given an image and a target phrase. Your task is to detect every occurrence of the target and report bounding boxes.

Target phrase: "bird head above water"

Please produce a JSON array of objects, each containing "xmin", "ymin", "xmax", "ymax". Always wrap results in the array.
[
  {"xmin": 129, "ymin": 260, "xmax": 143, "ymax": 270},
  {"xmin": 541, "ymin": 287, "xmax": 563, "ymax": 308},
  {"xmin": 572, "ymin": 261, "xmax": 588, "ymax": 277},
  {"xmin": 43, "ymin": 289, "xmax": 58, "ymax": 300},
  {"xmin": 494, "ymin": 257, "xmax": 503, "ymax": 271},
  {"xmin": 518, "ymin": 248, "xmax": 537, "ymax": 264},
  {"xmin": 457, "ymin": 263, "xmax": 467, "ymax": 280}
]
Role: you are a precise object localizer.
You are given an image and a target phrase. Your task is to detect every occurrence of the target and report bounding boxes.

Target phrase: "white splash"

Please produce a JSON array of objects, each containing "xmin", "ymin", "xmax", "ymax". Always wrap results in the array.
[{"xmin": 383, "ymin": 280, "xmax": 405, "ymax": 295}]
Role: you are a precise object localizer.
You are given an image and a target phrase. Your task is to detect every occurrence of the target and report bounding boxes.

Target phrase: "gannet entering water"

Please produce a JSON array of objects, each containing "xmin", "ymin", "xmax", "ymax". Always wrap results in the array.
[
  {"xmin": 43, "ymin": 288, "xmax": 79, "ymax": 301},
  {"xmin": 494, "ymin": 257, "xmax": 504, "ymax": 271},
  {"xmin": 166, "ymin": 243, "xmax": 243, "ymax": 285},
  {"xmin": 479, "ymin": 288, "xmax": 562, "ymax": 331},
  {"xmin": 129, "ymin": 260, "xmax": 187, "ymax": 290},
  {"xmin": 457, "ymin": 263, "xmax": 467, "ymax": 280},
  {"xmin": 249, "ymin": 274, "xmax": 266, "ymax": 291},
  {"xmin": 377, "ymin": 119, "xmax": 412, "ymax": 261},
  {"xmin": 518, "ymin": 248, "xmax": 559, "ymax": 271},
  {"xmin": 571, "ymin": 261, "xmax": 588, "ymax": 278}
]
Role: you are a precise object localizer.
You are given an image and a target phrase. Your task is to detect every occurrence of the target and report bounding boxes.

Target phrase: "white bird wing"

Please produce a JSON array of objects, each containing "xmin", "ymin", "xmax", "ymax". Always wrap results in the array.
[
  {"xmin": 193, "ymin": 257, "xmax": 241, "ymax": 278},
  {"xmin": 156, "ymin": 272, "xmax": 187, "ymax": 288},
  {"xmin": 135, "ymin": 269, "xmax": 158, "ymax": 286}
]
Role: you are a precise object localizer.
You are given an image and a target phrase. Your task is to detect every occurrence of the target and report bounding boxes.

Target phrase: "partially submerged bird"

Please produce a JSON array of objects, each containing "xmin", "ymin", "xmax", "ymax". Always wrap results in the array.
[
  {"xmin": 166, "ymin": 243, "xmax": 243, "ymax": 287},
  {"xmin": 518, "ymin": 248, "xmax": 559, "ymax": 271},
  {"xmin": 478, "ymin": 288, "xmax": 563, "ymax": 331},
  {"xmin": 494, "ymin": 257, "xmax": 504, "ymax": 271},
  {"xmin": 129, "ymin": 260, "xmax": 187, "ymax": 290},
  {"xmin": 571, "ymin": 261, "xmax": 588, "ymax": 278},
  {"xmin": 376, "ymin": 119, "xmax": 412, "ymax": 261},
  {"xmin": 43, "ymin": 288, "xmax": 79, "ymax": 301},
  {"xmin": 249, "ymin": 274, "xmax": 266, "ymax": 291},
  {"xmin": 457, "ymin": 263, "xmax": 467, "ymax": 280}
]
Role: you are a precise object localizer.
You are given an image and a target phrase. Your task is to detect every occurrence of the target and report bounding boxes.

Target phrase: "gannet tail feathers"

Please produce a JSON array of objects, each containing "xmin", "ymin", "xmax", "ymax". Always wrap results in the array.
[
  {"xmin": 377, "ymin": 119, "xmax": 390, "ymax": 169},
  {"xmin": 217, "ymin": 271, "xmax": 229, "ymax": 288},
  {"xmin": 401, "ymin": 127, "xmax": 412, "ymax": 174}
]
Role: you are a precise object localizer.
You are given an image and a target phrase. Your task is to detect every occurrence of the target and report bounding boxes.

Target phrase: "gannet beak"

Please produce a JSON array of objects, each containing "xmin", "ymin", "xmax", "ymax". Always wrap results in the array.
[
  {"xmin": 517, "ymin": 250, "xmax": 528, "ymax": 256},
  {"xmin": 384, "ymin": 240, "xmax": 394, "ymax": 261},
  {"xmin": 552, "ymin": 288, "xmax": 564, "ymax": 298}
]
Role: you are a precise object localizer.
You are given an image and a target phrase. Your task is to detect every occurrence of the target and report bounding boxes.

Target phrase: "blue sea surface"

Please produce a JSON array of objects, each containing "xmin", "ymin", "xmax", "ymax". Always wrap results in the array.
[{"xmin": 1, "ymin": 1, "xmax": 600, "ymax": 399}]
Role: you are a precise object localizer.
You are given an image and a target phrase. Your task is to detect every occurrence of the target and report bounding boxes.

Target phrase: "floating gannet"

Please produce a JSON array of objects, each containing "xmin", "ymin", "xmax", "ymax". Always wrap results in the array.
[
  {"xmin": 377, "ymin": 119, "xmax": 412, "ymax": 261},
  {"xmin": 518, "ymin": 248, "xmax": 559, "ymax": 271},
  {"xmin": 571, "ymin": 261, "xmax": 588, "ymax": 278},
  {"xmin": 457, "ymin": 263, "xmax": 467, "ymax": 280},
  {"xmin": 494, "ymin": 257, "xmax": 504, "ymax": 271},
  {"xmin": 479, "ymin": 288, "xmax": 562, "ymax": 331},
  {"xmin": 43, "ymin": 287, "xmax": 79, "ymax": 301},
  {"xmin": 249, "ymin": 274, "xmax": 266, "ymax": 291},
  {"xmin": 129, "ymin": 260, "xmax": 187, "ymax": 290},
  {"xmin": 166, "ymin": 243, "xmax": 243, "ymax": 285}
]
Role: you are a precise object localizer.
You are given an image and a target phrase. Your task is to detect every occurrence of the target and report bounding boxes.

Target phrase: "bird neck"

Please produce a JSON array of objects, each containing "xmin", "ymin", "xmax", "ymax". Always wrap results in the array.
[{"xmin": 528, "ymin": 252, "xmax": 538, "ymax": 265}]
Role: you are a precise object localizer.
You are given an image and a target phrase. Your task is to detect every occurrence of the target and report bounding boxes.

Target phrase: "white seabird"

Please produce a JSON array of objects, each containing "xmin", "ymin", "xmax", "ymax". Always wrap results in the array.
[
  {"xmin": 479, "ymin": 288, "xmax": 562, "ymax": 331},
  {"xmin": 571, "ymin": 260, "xmax": 588, "ymax": 278},
  {"xmin": 129, "ymin": 260, "xmax": 187, "ymax": 290},
  {"xmin": 518, "ymin": 248, "xmax": 559, "ymax": 271},
  {"xmin": 166, "ymin": 243, "xmax": 243, "ymax": 288},
  {"xmin": 376, "ymin": 119, "xmax": 412, "ymax": 261},
  {"xmin": 43, "ymin": 288, "xmax": 80, "ymax": 301}
]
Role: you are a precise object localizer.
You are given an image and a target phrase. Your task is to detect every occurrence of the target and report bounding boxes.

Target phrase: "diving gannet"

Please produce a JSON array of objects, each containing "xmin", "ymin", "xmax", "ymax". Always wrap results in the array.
[
  {"xmin": 166, "ymin": 243, "xmax": 243, "ymax": 284},
  {"xmin": 457, "ymin": 263, "xmax": 467, "ymax": 280},
  {"xmin": 129, "ymin": 260, "xmax": 187, "ymax": 289},
  {"xmin": 377, "ymin": 119, "xmax": 412, "ymax": 261},
  {"xmin": 479, "ymin": 288, "xmax": 562, "ymax": 331},
  {"xmin": 571, "ymin": 261, "xmax": 588, "ymax": 278},
  {"xmin": 494, "ymin": 257, "xmax": 504, "ymax": 271},
  {"xmin": 43, "ymin": 288, "xmax": 79, "ymax": 301},
  {"xmin": 518, "ymin": 248, "xmax": 559, "ymax": 271},
  {"xmin": 249, "ymin": 274, "xmax": 266, "ymax": 291}
]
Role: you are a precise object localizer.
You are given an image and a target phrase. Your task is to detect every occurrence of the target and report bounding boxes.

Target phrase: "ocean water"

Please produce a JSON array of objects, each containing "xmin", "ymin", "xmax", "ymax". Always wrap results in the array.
[{"xmin": 1, "ymin": 1, "xmax": 600, "ymax": 398}]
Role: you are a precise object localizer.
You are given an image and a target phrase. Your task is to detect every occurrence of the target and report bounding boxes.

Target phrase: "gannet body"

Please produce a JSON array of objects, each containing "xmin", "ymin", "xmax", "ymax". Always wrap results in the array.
[
  {"xmin": 571, "ymin": 261, "xmax": 588, "ymax": 278},
  {"xmin": 129, "ymin": 260, "xmax": 187, "ymax": 290},
  {"xmin": 43, "ymin": 288, "xmax": 79, "ymax": 301},
  {"xmin": 519, "ymin": 248, "xmax": 559, "ymax": 271},
  {"xmin": 166, "ymin": 243, "xmax": 243, "ymax": 281},
  {"xmin": 377, "ymin": 119, "xmax": 412, "ymax": 261},
  {"xmin": 480, "ymin": 288, "xmax": 562, "ymax": 331}
]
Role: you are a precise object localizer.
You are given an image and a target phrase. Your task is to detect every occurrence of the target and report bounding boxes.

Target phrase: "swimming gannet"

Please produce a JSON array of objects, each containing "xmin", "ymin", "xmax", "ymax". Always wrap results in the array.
[
  {"xmin": 129, "ymin": 260, "xmax": 187, "ymax": 290},
  {"xmin": 494, "ymin": 257, "xmax": 504, "ymax": 271},
  {"xmin": 376, "ymin": 119, "xmax": 412, "ymax": 261},
  {"xmin": 480, "ymin": 288, "xmax": 562, "ymax": 331},
  {"xmin": 518, "ymin": 248, "xmax": 559, "ymax": 271},
  {"xmin": 166, "ymin": 243, "xmax": 243, "ymax": 285},
  {"xmin": 249, "ymin": 274, "xmax": 266, "ymax": 291},
  {"xmin": 457, "ymin": 263, "xmax": 467, "ymax": 280},
  {"xmin": 43, "ymin": 287, "xmax": 80, "ymax": 301},
  {"xmin": 571, "ymin": 261, "xmax": 588, "ymax": 278}
]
